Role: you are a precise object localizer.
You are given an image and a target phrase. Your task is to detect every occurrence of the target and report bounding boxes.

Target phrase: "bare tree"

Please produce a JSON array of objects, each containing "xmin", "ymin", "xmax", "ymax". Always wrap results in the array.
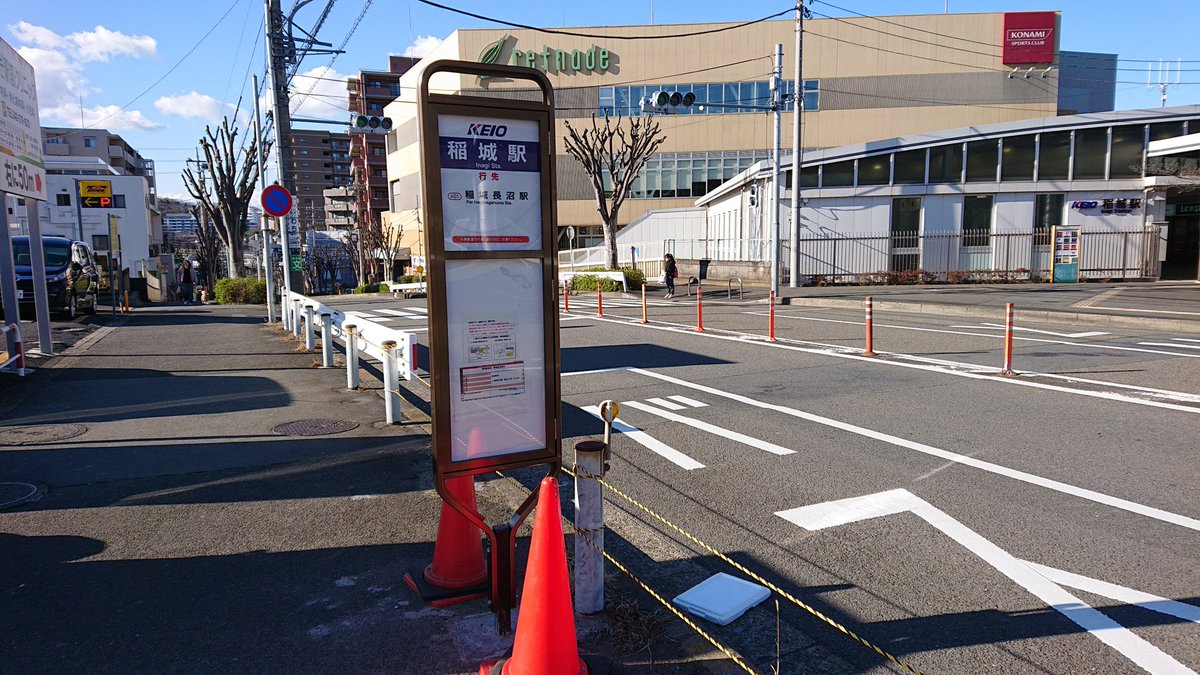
[
  {"xmin": 563, "ymin": 113, "xmax": 665, "ymax": 269},
  {"xmin": 1145, "ymin": 156, "xmax": 1200, "ymax": 192},
  {"xmin": 182, "ymin": 117, "xmax": 271, "ymax": 278},
  {"xmin": 188, "ymin": 205, "xmax": 222, "ymax": 288},
  {"xmin": 360, "ymin": 211, "xmax": 406, "ymax": 283}
]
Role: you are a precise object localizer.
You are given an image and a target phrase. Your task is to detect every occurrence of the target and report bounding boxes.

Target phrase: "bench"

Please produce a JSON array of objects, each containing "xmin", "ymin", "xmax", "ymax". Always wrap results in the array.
[{"xmin": 559, "ymin": 271, "xmax": 628, "ymax": 293}]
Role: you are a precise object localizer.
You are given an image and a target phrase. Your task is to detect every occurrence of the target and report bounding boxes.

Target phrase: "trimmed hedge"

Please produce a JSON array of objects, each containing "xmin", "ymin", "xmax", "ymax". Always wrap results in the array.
[
  {"xmin": 214, "ymin": 278, "xmax": 267, "ymax": 304},
  {"xmin": 571, "ymin": 267, "xmax": 645, "ymax": 292},
  {"xmin": 354, "ymin": 283, "xmax": 381, "ymax": 294}
]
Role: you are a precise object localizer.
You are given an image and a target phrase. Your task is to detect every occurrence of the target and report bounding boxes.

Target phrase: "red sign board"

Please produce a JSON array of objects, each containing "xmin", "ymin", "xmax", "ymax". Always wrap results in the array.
[
  {"xmin": 260, "ymin": 184, "xmax": 293, "ymax": 217},
  {"xmin": 1003, "ymin": 12, "xmax": 1056, "ymax": 65}
]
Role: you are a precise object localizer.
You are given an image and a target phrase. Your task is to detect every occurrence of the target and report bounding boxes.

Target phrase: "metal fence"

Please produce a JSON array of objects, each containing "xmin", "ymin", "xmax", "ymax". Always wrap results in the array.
[{"xmin": 557, "ymin": 228, "xmax": 1161, "ymax": 284}]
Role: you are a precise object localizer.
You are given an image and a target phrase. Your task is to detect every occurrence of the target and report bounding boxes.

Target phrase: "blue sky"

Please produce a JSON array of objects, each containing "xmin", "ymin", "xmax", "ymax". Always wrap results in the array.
[{"xmin": 5, "ymin": 0, "xmax": 1199, "ymax": 200}]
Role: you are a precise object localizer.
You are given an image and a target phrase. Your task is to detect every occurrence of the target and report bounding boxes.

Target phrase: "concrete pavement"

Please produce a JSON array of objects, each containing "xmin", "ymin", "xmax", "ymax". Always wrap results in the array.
[{"xmin": 0, "ymin": 303, "xmax": 731, "ymax": 674}]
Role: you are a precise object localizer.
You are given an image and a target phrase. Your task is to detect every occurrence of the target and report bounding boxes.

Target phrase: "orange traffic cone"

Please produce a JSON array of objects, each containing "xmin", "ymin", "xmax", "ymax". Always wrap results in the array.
[
  {"xmin": 481, "ymin": 477, "xmax": 588, "ymax": 675},
  {"xmin": 404, "ymin": 475, "xmax": 489, "ymax": 607}
]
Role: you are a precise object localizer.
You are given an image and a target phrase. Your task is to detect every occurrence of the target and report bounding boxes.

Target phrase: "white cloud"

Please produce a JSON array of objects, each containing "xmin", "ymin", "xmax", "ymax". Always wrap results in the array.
[
  {"xmin": 41, "ymin": 104, "xmax": 164, "ymax": 131},
  {"xmin": 155, "ymin": 91, "xmax": 231, "ymax": 121},
  {"xmin": 9, "ymin": 21, "xmax": 67, "ymax": 49},
  {"xmin": 288, "ymin": 66, "xmax": 352, "ymax": 121},
  {"xmin": 17, "ymin": 46, "xmax": 85, "ymax": 110},
  {"xmin": 403, "ymin": 35, "xmax": 442, "ymax": 58}
]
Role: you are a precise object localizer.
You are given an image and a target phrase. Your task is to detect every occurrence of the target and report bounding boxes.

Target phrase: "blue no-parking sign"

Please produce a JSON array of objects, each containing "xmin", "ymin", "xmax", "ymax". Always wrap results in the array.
[{"xmin": 261, "ymin": 185, "xmax": 293, "ymax": 218}]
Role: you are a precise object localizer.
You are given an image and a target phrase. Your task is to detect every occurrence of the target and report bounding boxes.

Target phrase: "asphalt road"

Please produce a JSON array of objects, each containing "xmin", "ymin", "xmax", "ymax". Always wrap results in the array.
[{"xmin": 322, "ymin": 288, "xmax": 1200, "ymax": 674}]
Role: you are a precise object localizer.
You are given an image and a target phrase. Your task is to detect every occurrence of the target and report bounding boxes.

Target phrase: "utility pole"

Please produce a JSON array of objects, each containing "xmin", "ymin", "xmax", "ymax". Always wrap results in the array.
[
  {"xmin": 253, "ymin": 74, "xmax": 277, "ymax": 323},
  {"xmin": 789, "ymin": 2, "xmax": 806, "ymax": 287},
  {"xmin": 770, "ymin": 44, "xmax": 783, "ymax": 300},
  {"xmin": 194, "ymin": 149, "xmax": 207, "ymax": 304},
  {"xmin": 265, "ymin": 0, "xmax": 301, "ymax": 293}
]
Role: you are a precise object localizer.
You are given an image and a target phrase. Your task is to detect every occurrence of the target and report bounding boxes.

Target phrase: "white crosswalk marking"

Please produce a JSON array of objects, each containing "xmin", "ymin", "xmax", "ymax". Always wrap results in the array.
[
  {"xmin": 622, "ymin": 400, "xmax": 794, "ymax": 456},
  {"xmin": 378, "ymin": 308, "xmax": 423, "ymax": 318},
  {"xmin": 667, "ymin": 395, "xmax": 707, "ymax": 408},
  {"xmin": 580, "ymin": 405, "xmax": 704, "ymax": 470},
  {"xmin": 646, "ymin": 397, "xmax": 686, "ymax": 410}
]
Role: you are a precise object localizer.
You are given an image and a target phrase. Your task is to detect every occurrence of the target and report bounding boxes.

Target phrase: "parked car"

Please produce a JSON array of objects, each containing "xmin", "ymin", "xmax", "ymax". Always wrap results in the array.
[{"xmin": 9, "ymin": 236, "xmax": 100, "ymax": 318}]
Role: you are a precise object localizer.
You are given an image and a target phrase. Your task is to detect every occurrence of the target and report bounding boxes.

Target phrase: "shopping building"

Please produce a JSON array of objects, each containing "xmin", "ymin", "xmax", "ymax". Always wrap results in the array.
[{"xmin": 383, "ymin": 10, "xmax": 1116, "ymax": 253}]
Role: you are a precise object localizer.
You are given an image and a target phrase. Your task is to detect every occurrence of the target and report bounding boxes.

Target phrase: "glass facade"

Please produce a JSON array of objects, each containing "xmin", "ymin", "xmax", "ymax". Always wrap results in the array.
[
  {"xmin": 794, "ymin": 119, "xmax": 1195, "ymax": 189},
  {"xmin": 963, "ymin": 196, "xmax": 993, "ymax": 247},
  {"xmin": 620, "ymin": 150, "xmax": 772, "ymax": 199},
  {"xmin": 599, "ymin": 80, "xmax": 818, "ymax": 117}
]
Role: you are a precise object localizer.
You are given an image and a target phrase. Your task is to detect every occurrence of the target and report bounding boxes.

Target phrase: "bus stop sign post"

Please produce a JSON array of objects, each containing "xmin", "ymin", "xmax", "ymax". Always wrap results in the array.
[{"xmin": 418, "ymin": 60, "xmax": 561, "ymax": 635}]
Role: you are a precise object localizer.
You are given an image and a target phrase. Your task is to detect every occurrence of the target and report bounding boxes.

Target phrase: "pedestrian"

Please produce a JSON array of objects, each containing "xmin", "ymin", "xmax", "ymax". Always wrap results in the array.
[
  {"xmin": 662, "ymin": 253, "xmax": 678, "ymax": 298},
  {"xmin": 178, "ymin": 260, "xmax": 195, "ymax": 305}
]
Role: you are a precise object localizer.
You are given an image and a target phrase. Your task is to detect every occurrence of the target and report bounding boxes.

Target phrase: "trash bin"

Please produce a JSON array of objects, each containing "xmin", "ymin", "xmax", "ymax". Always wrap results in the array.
[{"xmin": 697, "ymin": 259, "xmax": 711, "ymax": 281}]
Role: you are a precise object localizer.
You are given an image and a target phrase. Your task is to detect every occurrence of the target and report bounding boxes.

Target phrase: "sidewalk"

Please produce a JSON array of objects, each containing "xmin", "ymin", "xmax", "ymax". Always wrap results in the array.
[{"xmin": 0, "ymin": 304, "xmax": 730, "ymax": 674}]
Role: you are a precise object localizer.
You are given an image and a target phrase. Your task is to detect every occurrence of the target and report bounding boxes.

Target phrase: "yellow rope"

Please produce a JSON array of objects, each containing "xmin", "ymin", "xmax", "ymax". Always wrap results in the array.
[{"xmin": 564, "ymin": 466, "xmax": 922, "ymax": 675}]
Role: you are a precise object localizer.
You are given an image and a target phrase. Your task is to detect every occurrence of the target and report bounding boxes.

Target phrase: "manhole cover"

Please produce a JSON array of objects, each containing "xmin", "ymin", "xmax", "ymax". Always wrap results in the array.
[
  {"xmin": 272, "ymin": 419, "xmax": 359, "ymax": 437},
  {"xmin": 0, "ymin": 482, "xmax": 42, "ymax": 509},
  {"xmin": 0, "ymin": 424, "xmax": 88, "ymax": 446}
]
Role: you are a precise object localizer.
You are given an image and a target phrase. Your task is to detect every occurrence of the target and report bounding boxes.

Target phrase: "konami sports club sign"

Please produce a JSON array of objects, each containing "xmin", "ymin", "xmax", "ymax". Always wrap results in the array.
[{"xmin": 1002, "ymin": 12, "xmax": 1056, "ymax": 65}]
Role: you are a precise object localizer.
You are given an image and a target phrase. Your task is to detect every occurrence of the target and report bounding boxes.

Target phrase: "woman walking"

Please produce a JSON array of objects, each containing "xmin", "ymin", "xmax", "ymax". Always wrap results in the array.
[{"xmin": 663, "ymin": 253, "xmax": 678, "ymax": 298}]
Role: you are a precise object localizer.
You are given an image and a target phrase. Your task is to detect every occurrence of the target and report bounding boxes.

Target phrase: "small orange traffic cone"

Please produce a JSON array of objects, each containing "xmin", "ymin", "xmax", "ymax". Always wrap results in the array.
[
  {"xmin": 404, "ymin": 475, "xmax": 489, "ymax": 607},
  {"xmin": 481, "ymin": 477, "xmax": 588, "ymax": 675}
]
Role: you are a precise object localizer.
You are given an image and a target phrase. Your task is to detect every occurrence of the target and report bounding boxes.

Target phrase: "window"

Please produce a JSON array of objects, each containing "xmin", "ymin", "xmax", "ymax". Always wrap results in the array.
[
  {"xmin": 83, "ymin": 136, "xmax": 96, "ymax": 148},
  {"xmin": 372, "ymin": 189, "xmax": 387, "ymax": 200},
  {"xmin": 929, "ymin": 144, "xmax": 963, "ymax": 183},
  {"xmin": 1034, "ymin": 194, "xmax": 1063, "ymax": 245},
  {"xmin": 295, "ymin": 136, "xmax": 307, "ymax": 143},
  {"xmin": 389, "ymin": 83, "xmax": 401, "ymax": 96},
  {"xmin": 1000, "ymin": 135, "xmax": 1035, "ymax": 182},
  {"xmin": 891, "ymin": 198, "xmax": 921, "ymax": 271},
  {"xmin": 369, "ymin": 103, "xmax": 384, "ymax": 113},
  {"xmin": 893, "ymin": 149, "xmax": 926, "ymax": 184},
  {"xmin": 799, "ymin": 166, "xmax": 819, "ymax": 188},
  {"xmin": 1073, "ymin": 127, "xmax": 1108, "ymax": 180},
  {"xmin": 56, "ymin": 193, "xmax": 71, "ymax": 206},
  {"xmin": 372, "ymin": 169, "xmax": 386, "ymax": 178},
  {"xmin": 112, "ymin": 195, "xmax": 126, "ymax": 208},
  {"xmin": 299, "ymin": 149, "xmax": 309, "ymax": 155},
  {"xmin": 92, "ymin": 235, "xmax": 110, "ymax": 251},
  {"xmin": 966, "ymin": 140, "xmax": 998, "ymax": 182},
  {"xmin": 371, "ymin": 147, "xmax": 386, "ymax": 156},
  {"xmin": 858, "ymin": 156, "xmax": 889, "ymax": 186},
  {"xmin": 1038, "ymin": 131, "xmax": 1071, "ymax": 180},
  {"xmin": 1109, "ymin": 125, "xmax": 1144, "ymax": 179},
  {"xmin": 962, "ymin": 195, "xmax": 993, "ymax": 246},
  {"xmin": 1149, "ymin": 122, "xmax": 1185, "ymax": 142},
  {"xmin": 822, "ymin": 160, "xmax": 855, "ymax": 187}
]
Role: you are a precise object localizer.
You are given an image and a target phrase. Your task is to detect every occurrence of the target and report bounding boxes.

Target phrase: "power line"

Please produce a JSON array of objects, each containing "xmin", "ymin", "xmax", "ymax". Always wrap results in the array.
[
  {"xmin": 222, "ymin": 0, "xmax": 257, "ymax": 107},
  {"xmin": 86, "ymin": 0, "xmax": 241, "ymax": 131},
  {"xmin": 416, "ymin": 0, "xmax": 795, "ymax": 40},
  {"xmin": 290, "ymin": 0, "xmax": 375, "ymax": 114}
]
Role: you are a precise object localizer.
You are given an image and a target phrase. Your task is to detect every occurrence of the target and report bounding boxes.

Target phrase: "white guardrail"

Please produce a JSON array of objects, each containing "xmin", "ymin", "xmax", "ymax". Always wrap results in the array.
[
  {"xmin": 283, "ymin": 290, "xmax": 416, "ymax": 423},
  {"xmin": 1, "ymin": 322, "xmax": 26, "ymax": 376}
]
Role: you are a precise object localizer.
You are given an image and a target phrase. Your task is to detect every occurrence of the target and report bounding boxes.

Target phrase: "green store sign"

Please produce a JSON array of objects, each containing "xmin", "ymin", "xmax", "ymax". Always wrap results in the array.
[{"xmin": 478, "ymin": 35, "xmax": 612, "ymax": 76}]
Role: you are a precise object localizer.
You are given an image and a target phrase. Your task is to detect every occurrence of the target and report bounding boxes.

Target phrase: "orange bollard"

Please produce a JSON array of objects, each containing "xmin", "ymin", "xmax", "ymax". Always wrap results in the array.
[
  {"xmin": 1001, "ymin": 303, "xmax": 1016, "ymax": 376},
  {"xmin": 863, "ymin": 296, "xmax": 877, "ymax": 357},
  {"xmin": 404, "ymin": 475, "xmax": 489, "ymax": 607},
  {"xmin": 695, "ymin": 284, "xmax": 705, "ymax": 332},
  {"xmin": 479, "ymin": 478, "xmax": 588, "ymax": 675},
  {"xmin": 563, "ymin": 281, "xmax": 570, "ymax": 313},
  {"xmin": 769, "ymin": 291, "xmax": 777, "ymax": 342},
  {"xmin": 641, "ymin": 283, "xmax": 648, "ymax": 323},
  {"xmin": 596, "ymin": 286, "xmax": 603, "ymax": 317}
]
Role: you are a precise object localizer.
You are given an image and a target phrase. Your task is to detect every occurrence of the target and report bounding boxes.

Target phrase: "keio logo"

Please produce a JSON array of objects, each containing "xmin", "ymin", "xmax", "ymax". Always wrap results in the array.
[
  {"xmin": 447, "ymin": 192, "xmax": 463, "ymax": 200},
  {"xmin": 1071, "ymin": 201, "xmax": 1099, "ymax": 209},
  {"xmin": 467, "ymin": 123, "xmax": 507, "ymax": 137}
]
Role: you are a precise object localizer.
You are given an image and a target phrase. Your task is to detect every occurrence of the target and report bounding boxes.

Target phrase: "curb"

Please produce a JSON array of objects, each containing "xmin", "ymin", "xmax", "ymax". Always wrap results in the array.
[{"xmin": 778, "ymin": 297, "xmax": 1200, "ymax": 334}]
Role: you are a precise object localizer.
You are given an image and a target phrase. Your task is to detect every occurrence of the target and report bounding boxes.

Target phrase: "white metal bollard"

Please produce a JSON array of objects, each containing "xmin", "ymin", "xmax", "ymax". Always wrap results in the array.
[
  {"xmin": 573, "ymin": 439, "xmax": 606, "ymax": 615},
  {"xmin": 382, "ymin": 340, "xmax": 400, "ymax": 424},
  {"xmin": 281, "ymin": 294, "xmax": 291, "ymax": 331},
  {"xmin": 292, "ymin": 300, "xmax": 303, "ymax": 337},
  {"xmin": 320, "ymin": 313, "xmax": 334, "ymax": 367},
  {"xmin": 345, "ymin": 324, "xmax": 360, "ymax": 389},
  {"xmin": 304, "ymin": 305, "xmax": 316, "ymax": 350}
]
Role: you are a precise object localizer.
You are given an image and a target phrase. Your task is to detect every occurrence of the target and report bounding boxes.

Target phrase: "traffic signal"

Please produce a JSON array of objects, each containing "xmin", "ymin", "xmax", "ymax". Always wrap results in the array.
[
  {"xmin": 350, "ymin": 114, "xmax": 393, "ymax": 135},
  {"xmin": 641, "ymin": 90, "xmax": 696, "ymax": 114}
]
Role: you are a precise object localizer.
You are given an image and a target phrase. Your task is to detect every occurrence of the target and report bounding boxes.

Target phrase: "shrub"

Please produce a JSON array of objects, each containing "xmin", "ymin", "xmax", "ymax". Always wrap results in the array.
[
  {"xmin": 945, "ymin": 270, "xmax": 973, "ymax": 285},
  {"xmin": 354, "ymin": 283, "xmax": 381, "ymax": 294},
  {"xmin": 619, "ymin": 267, "xmax": 645, "ymax": 289},
  {"xmin": 214, "ymin": 278, "xmax": 267, "ymax": 304},
  {"xmin": 569, "ymin": 274, "xmax": 624, "ymax": 292},
  {"xmin": 896, "ymin": 268, "xmax": 940, "ymax": 285},
  {"xmin": 861, "ymin": 271, "xmax": 899, "ymax": 285}
]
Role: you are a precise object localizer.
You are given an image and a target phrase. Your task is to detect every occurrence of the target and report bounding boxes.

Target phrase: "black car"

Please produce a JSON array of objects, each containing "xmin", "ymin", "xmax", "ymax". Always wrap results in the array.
[{"xmin": 10, "ymin": 236, "xmax": 100, "ymax": 318}]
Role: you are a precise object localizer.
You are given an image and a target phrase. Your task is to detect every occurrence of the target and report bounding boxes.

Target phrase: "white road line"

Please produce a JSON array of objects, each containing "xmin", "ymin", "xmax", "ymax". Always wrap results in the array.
[
  {"xmin": 1140, "ymin": 342, "xmax": 1200, "ymax": 351},
  {"xmin": 631, "ymin": 367, "xmax": 1200, "ymax": 531},
  {"xmin": 667, "ymin": 395, "xmax": 708, "ymax": 408},
  {"xmin": 776, "ymin": 489, "xmax": 1193, "ymax": 675},
  {"xmin": 646, "ymin": 397, "xmax": 687, "ymax": 410},
  {"xmin": 621, "ymin": 400, "xmax": 795, "ymax": 456},
  {"xmin": 380, "ymin": 309, "xmax": 426, "ymax": 319},
  {"xmin": 1023, "ymin": 561, "xmax": 1200, "ymax": 625},
  {"xmin": 588, "ymin": 313, "xmax": 1200, "ymax": 412},
  {"xmin": 407, "ymin": 307, "xmax": 428, "ymax": 313},
  {"xmin": 972, "ymin": 323, "xmax": 1108, "ymax": 338},
  {"xmin": 751, "ymin": 312, "xmax": 1200, "ymax": 359},
  {"xmin": 1175, "ymin": 338, "xmax": 1200, "ymax": 343},
  {"xmin": 580, "ymin": 405, "xmax": 704, "ymax": 470}
]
